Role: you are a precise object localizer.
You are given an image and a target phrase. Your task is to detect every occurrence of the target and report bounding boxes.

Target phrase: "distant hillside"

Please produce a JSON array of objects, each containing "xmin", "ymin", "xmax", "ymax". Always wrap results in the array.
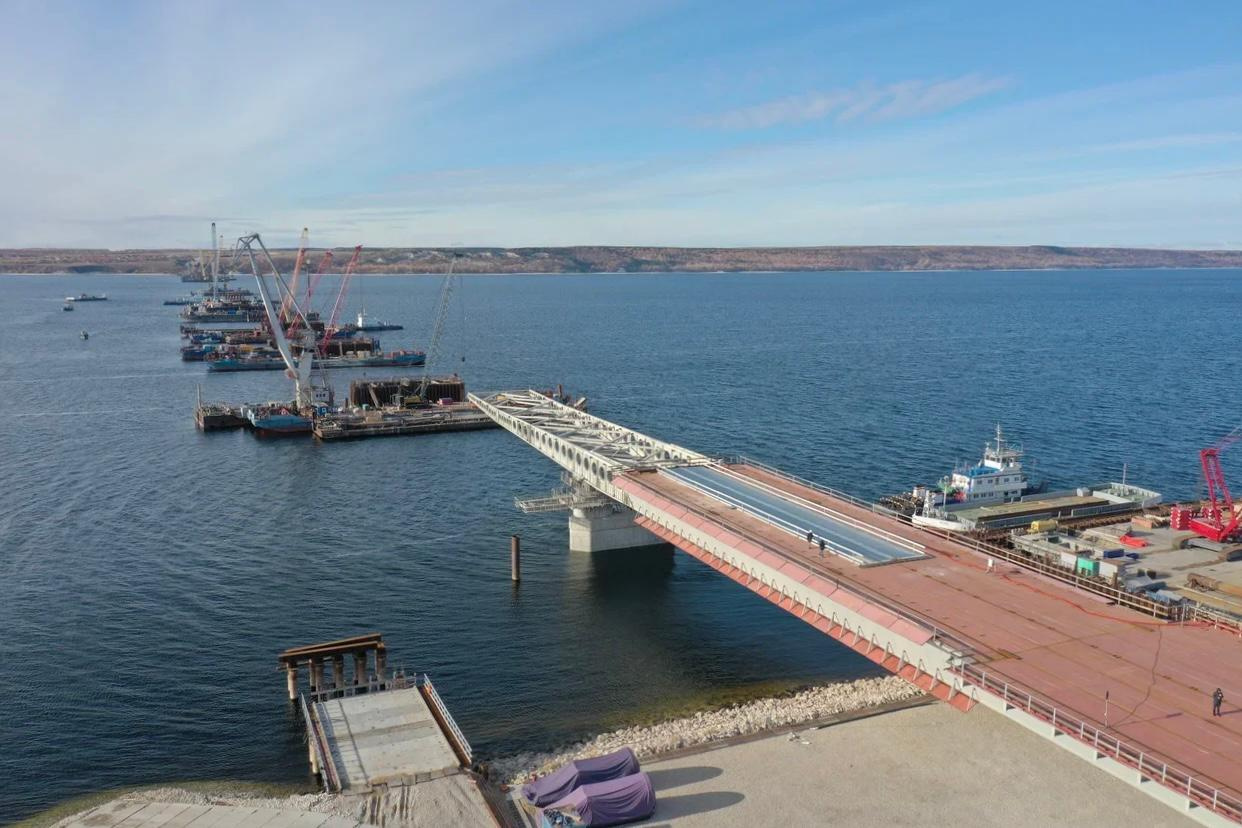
[{"xmin": 3, "ymin": 245, "xmax": 1242, "ymax": 275}]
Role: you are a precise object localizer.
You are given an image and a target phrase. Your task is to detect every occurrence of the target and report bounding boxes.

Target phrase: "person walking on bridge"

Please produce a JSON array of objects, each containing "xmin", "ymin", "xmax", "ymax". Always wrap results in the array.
[
  {"xmin": 806, "ymin": 530, "xmax": 814, "ymax": 545},
  {"xmin": 1213, "ymin": 687, "xmax": 1224, "ymax": 717}
]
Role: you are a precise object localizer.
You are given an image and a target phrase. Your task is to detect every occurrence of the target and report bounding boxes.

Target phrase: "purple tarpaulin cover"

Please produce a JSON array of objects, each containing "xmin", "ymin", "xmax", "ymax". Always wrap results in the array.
[
  {"xmin": 522, "ymin": 747, "xmax": 641, "ymax": 807},
  {"xmin": 544, "ymin": 772, "xmax": 656, "ymax": 827}
]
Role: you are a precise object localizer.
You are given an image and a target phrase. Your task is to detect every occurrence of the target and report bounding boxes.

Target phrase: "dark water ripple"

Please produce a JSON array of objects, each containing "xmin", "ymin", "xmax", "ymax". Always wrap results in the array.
[{"xmin": 1, "ymin": 269, "xmax": 1240, "ymax": 822}]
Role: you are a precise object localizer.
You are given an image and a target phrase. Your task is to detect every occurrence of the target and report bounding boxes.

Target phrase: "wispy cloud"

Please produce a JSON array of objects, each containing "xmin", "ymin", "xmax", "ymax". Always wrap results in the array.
[
  {"xmin": 698, "ymin": 73, "xmax": 1011, "ymax": 129},
  {"xmin": 1093, "ymin": 131, "xmax": 1242, "ymax": 152}
]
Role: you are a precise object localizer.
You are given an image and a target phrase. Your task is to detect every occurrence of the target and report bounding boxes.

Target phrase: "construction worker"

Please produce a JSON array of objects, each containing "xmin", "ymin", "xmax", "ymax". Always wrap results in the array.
[
  {"xmin": 806, "ymin": 530, "xmax": 813, "ymax": 545},
  {"xmin": 818, "ymin": 538, "xmax": 826, "ymax": 558},
  {"xmin": 1214, "ymin": 687, "xmax": 1224, "ymax": 717}
]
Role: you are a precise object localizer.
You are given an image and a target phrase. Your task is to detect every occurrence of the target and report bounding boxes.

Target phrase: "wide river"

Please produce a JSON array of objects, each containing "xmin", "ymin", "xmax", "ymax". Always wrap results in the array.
[{"xmin": 1, "ymin": 269, "xmax": 1237, "ymax": 821}]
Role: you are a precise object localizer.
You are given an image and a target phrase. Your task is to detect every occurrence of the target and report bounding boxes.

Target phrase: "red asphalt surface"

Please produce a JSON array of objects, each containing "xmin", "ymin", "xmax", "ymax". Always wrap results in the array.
[{"xmin": 623, "ymin": 463, "xmax": 1242, "ymax": 801}]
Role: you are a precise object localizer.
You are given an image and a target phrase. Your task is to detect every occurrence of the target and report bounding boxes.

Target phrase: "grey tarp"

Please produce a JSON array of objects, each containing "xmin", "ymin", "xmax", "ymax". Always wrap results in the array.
[
  {"xmin": 542, "ymin": 772, "xmax": 656, "ymax": 827},
  {"xmin": 522, "ymin": 747, "xmax": 640, "ymax": 807}
]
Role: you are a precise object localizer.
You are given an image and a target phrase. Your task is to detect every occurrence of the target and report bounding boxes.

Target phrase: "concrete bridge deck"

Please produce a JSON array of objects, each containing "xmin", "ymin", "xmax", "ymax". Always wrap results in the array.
[{"xmin": 619, "ymin": 462, "xmax": 1242, "ymax": 821}]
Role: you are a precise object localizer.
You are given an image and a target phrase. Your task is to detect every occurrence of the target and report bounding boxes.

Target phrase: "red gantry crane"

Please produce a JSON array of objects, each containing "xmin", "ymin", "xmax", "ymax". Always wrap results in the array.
[{"xmin": 1178, "ymin": 429, "xmax": 1242, "ymax": 542}]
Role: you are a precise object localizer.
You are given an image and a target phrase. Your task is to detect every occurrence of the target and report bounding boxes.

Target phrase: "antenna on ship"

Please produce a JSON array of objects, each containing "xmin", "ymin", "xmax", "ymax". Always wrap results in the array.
[{"xmin": 210, "ymin": 222, "xmax": 218, "ymax": 299}]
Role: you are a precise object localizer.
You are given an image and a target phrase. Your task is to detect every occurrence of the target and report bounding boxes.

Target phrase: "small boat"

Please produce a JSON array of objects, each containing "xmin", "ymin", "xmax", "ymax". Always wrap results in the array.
[
  {"xmin": 62, "ymin": 303, "xmax": 74, "ymax": 312},
  {"xmin": 354, "ymin": 309, "xmax": 403, "ymax": 332},
  {"xmin": 80, "ymin": 330, "xmax": 89, "ymax": 340},
  {"xmin": 163, "ymin": 298, "xmax": 195, "ymax": 306},
  {"xmin": 66, "ymin": 293, "xmax": 107, "ymax": 302}
]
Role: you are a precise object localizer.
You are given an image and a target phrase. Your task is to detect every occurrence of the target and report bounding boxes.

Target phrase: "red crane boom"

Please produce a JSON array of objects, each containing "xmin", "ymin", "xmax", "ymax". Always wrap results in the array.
[
  {"xmin": 1186, "ymin": 431, "xmax": 1242, "ymax": 542},
  {"xmin": 323, "ymin": 245, "xmax": 362, "ymax": 354}
]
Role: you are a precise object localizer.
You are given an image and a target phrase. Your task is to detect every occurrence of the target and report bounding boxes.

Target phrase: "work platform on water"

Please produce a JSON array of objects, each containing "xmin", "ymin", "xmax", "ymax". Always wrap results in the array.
[
  {"xmin": 471, "ymin": 389, "xmax": 1242, "ymax": 826},
  {"xmin": 195, "ymin": 377, "xmax": 500, "ymax": 440}
]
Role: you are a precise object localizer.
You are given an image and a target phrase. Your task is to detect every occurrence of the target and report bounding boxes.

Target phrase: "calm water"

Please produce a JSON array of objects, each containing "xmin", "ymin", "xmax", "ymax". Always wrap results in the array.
[{"xmin": 1, "ymin": 269, "xmax": 1239, "ymax": 822}]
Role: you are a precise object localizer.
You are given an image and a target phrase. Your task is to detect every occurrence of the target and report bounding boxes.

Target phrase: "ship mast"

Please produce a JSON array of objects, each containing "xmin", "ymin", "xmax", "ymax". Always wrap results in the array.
[{"xmin": 210, "ymin": 222, "xmax": 219, "ymax": 299}]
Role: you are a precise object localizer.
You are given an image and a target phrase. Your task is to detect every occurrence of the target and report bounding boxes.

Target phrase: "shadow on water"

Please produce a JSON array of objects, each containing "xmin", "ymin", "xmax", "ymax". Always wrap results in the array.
[{"xmin": 587, "ymin": 544, "xmax": 677, "ymax": 593}]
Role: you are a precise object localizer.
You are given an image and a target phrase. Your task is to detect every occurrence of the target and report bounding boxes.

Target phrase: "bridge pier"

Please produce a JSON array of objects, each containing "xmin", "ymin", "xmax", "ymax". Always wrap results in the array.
[{"xmin": 569, "ymin": 506, "xmax": 662, "ymax": 552}]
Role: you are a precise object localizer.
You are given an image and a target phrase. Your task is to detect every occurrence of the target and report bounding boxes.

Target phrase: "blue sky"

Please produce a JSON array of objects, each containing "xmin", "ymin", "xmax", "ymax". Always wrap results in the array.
[{"xmin": 2, "ymin": 0, "xmax": 1241, "ymax": 248}]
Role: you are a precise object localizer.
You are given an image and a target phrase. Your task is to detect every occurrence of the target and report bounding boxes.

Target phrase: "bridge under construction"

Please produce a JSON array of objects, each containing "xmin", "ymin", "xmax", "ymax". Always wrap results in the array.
[{"xmin": 471, "ymin": 389, "xmax": 1242, "ymax": 826}]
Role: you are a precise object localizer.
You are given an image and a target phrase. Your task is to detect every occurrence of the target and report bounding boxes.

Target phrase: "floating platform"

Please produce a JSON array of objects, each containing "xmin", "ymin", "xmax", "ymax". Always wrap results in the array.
[
  {"xmin": 194, "ymin": 401, "xmax": 247, "ymax": 430},
  {"xmin": 313, "ymin": 404, "xmax": 498, "ymax": 440},
  {"xmin": 348, "ymin": 376, "xmax": 465, "ymax": 408}
]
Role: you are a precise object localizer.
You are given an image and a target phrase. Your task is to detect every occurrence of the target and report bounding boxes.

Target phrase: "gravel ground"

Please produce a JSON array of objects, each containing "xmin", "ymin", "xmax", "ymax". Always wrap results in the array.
[{"xmin": 490, "ymin": 676, "xmax": 921, "ymax": 785}]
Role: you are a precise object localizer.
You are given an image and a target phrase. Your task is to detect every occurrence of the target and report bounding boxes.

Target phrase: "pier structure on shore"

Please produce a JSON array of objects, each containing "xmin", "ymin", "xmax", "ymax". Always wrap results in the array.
[
  {"xmin": 471, "ymin": 389, "xmax": 1242, "ymax": 826},
  {"xmin": 278, "ymin": 634, "xmax": 492, "ymax": 823}
]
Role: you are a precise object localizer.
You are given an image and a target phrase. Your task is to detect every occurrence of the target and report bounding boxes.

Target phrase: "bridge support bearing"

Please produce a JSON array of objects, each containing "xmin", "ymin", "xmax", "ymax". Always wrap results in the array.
[{"xmin": 569, "ymin": 506, "xmax": 661, "ymax": 552}]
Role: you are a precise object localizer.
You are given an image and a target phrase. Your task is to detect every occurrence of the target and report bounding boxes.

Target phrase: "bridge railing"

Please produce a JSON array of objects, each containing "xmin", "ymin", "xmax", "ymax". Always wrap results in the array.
[
  {"xmin": 727, "ymin": 455, "xmax": 882, "ymax": 512},
  {"xmin": 955, "ymin": 664, "xmax": 1242, "ymax": 822},
  {"xmin": 626, "ymin": 474, "xmax": 977, "ymax": 659},
  {"xmin": 1190, "ymin": 602, "xmax": 1242, "ymax": 637},
  {"xmin": 920, "ymin": 528, "xmax": 1187, "ymax": 621},
  {"xmin": 300, "ymin": 694, "xmax": 342, "ymax": 793},
  {"xmin": 707, "ymin": 463, "xmax": 924, "ymax": 556},
  {"xmin": 729, "ymin": 455, "xmax": 1190, "ymax": 622},
  {"xmin": 417, "ymin": 673, "xmax": 474, "ymax": 765}
]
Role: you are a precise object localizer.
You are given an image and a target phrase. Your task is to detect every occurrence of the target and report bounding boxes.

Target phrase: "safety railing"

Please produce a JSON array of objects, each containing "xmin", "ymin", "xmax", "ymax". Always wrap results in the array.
[
  {"xmin": 300, "ymin": 694, "xmax": 342, "ymax": 793},
  {"xmin": 955, "ymin": 663, "xmax": 1242, "ymax": 823},
  {"xmin": 624, "ymin": 474, "xmax": 976, "ymax": 659},
  {"xmin": 728, "ymin": 455, "xmax": 881, "ymax": 512},
  {"xmin": 926, "ymin": 528, "xmax": 1186, "ymax": 620},
  {"xmin": 727, "ymin": 456, "xmax": 1192, "ymax": 619},
  {"xmin": 306, "ymin": 673, "xmax": 402, "ymax": 704},
  {"xmin": 1191, "ymin": 602, "xmax": 1242, "ymax": 636},
  {"xmin": 707, "ymin": 463, "xmax": 925, "ymax": 555},
  {"xmin": 418, "ymin": 673, "xmax": 473, "ymax": 764}
]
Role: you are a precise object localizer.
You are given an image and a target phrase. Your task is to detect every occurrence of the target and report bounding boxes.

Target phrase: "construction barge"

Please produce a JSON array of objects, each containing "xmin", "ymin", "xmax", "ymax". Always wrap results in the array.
[{"xmin": 196, "ymin": 376, "xmax": 501, "ymax": 440}]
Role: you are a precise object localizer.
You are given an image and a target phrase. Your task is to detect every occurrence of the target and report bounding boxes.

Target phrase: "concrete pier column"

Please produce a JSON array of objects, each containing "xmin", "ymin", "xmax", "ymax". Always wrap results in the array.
[
  {"xmin": 332, "ymin": 656, "xmax": 345, "ymax": 689},
  {"xmin": 353, "ymin": 652, "xmax": 367, "ymax": 685},
  {"xmin": 375, "ymin": 648, "xmax": 387, "ymax": 682},
  {"xmin": 308, "ymin": 738, "xmax": 319, "ymax": 774},
  {"xmin": 285, "ymin": 666, "xmax": 298, "ymax": 701},
  {"xmin": 511, "ymin": 535, "xmax": 521, "ymax": 582},
  {"xmin": 569, "ymin": 506, "xmax": 662, "ymax": 552},
  {"xmin": 310, "ymin": 658, "xmax": 325, "ymax": 694}
]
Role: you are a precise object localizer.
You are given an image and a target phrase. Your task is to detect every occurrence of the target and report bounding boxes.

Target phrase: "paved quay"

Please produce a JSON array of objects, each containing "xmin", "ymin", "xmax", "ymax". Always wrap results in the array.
[
  {"xmin": 627, "ymin": 461, "xmax": 1242, "ymax": 810},
  {"xmin": 641, "ymin": 703, "xmax": 1193, "ymax": 827},
  {"xmin": 57, "ymin": 800, "xmax": 362, "ymax": 828}
]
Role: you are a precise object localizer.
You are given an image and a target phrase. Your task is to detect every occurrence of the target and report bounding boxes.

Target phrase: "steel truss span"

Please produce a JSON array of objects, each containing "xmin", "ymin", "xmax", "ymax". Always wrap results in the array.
[{"xmin": 469, "ymin": 390, "xmax": 708, "ymax": 476}]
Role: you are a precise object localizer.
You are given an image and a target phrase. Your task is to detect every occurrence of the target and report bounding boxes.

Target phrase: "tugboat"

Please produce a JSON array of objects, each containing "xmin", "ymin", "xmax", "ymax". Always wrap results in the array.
[
  {"xmin": 62, "ymin": 303, "xmax": 74, "ymax": 311},
  {"xmin": 909, "ymin": 425, "xmax": 1045, "ymax": 530},
  {"xmin": 79, "ymin": 330, "xmax": 89, "ymax": 340}
]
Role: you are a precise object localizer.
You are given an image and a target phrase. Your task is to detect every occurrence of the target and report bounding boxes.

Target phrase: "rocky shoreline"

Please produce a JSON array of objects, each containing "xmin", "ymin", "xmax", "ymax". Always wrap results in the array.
[{"xmin": 488, "ymin": 675, "xmax": 921, "ymax": 785}]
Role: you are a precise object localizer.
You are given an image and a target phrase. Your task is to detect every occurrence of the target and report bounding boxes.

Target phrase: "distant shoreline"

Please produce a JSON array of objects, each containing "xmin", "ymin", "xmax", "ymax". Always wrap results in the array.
[
  {"xmin": 4, "ymin": 265, "xmax": 1242, "ymax": 278},
  {"xmin": 3, "ymin": 244, "xmax": 1242, "ymax": 275}
]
